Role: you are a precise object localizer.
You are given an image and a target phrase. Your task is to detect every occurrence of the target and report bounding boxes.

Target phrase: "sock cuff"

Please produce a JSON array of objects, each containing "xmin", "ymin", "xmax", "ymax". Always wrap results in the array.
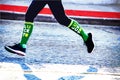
[
  {"xmin": 21, "ymin": 44, "xmax": 27, "ymax": 48},
  {"xmin": 68, "ymin": 19, "xmax": 74, "ymax": 28},
  {"xmin": 25, "ymin": 22, "xmax": 34, "ymax": 25}
]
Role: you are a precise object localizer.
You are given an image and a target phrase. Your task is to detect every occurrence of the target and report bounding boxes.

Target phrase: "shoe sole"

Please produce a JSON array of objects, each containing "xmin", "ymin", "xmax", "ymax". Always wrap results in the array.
[{"xmin": 5, "ymin": 46, "xmax": 25, "ymax": 56}]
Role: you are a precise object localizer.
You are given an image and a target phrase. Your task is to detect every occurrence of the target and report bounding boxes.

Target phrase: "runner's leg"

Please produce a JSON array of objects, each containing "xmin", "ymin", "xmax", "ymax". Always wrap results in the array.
[{"xmin": 20, "ymin": 0, "xmax": 46, "ymax": 48}]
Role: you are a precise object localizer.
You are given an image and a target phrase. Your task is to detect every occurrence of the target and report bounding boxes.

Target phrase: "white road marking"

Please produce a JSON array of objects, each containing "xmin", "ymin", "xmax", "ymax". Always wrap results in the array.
[{"xmin": 0, "ymin": 63, "xmax": 120, "ymax": 80}]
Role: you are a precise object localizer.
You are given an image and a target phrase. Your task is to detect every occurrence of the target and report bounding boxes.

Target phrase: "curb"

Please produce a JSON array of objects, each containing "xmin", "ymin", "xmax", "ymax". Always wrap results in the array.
[
  {"xmin": 0, "ymin": 4, "xmax": 120, "ymax": 26},
  {"xmin": 1, "ymin": 12, "xmax": 120, "ymax": 26}
]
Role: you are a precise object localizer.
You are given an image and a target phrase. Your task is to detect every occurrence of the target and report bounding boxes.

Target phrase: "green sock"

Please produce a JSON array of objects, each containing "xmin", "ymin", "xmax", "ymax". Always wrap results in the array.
[
  {"xmin": 68, "ymin": 20, "xmax": 88, "ymax": 42},
  {"xmin": 20, "ymin": 22, "xmax": 34, "ymax": 48}
]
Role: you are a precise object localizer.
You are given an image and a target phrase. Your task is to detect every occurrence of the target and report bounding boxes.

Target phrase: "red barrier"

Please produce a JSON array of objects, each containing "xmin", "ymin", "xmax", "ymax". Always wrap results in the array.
[{"xmin": 0, "ymin": 4, "xmax": 120, "ymax": 19}]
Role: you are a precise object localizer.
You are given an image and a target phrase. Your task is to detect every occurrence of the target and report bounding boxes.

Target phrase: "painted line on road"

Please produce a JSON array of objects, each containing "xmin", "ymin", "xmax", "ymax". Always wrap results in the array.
[
  {"xmin": 23, "ymin": 63, "xmax": 120, "ymax": 80},
  {"xmin": 24, "ymin": 74, "xmax": 41, "ymax": 80},
  {"xmin": 23, "ymin": 68, "xmax": 120, "ymax": 76},
  {"xmin": 0, "ymin": 4, "xmax": 120, "ymax": 19},
  {"xmin": 24, "ymin": 64, "xmax": 120, "ymax": 76},
  {"xmin": 20, "ymin": 63, "xmax": 41, "ymax": 80},
  {"xmin": 0, "ymin": 62, "xmax": 120, "ymax": 80},
  {"xmin": 20, "ymin": 63, "xmax": 32, "ymax": 72}
]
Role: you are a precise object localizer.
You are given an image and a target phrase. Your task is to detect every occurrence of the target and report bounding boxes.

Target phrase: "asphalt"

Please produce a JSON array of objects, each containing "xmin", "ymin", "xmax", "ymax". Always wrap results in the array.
[{"xmin": 0, "ymin": 19, "xmax": 120, "ymax": 80}]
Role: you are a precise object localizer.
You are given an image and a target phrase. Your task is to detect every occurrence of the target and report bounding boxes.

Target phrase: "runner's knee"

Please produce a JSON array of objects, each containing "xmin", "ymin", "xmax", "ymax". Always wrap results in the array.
[{"xmin": 56, "ymin": 16, "xmax": 71, "ymax": 26}]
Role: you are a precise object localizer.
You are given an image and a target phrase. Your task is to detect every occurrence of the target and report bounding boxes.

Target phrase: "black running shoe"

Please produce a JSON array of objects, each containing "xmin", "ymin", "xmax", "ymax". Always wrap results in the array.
[
  {"xmin": 4, "ymin": 43, "xmax": 26, "ymax": 56},
  {"xmin": 85, "ymin": 33, "xmax": 94, "ymax": 53}
]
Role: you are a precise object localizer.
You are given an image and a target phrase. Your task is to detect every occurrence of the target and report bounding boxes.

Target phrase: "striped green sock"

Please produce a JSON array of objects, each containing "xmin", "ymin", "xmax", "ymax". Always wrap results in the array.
[
  {"xmin": 68, "ymin": 20, "xmax": 88, "ymax": 42},
  {"xmin": 20, "ymin": 22, "xmax": 34, "ymax": 48}
]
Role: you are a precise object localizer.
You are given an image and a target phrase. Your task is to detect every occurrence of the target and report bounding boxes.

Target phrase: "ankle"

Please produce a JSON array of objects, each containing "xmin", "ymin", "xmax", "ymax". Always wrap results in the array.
[{"xmin": 20, "ymin": 43, "xmax": 26, "ymax": 48}]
